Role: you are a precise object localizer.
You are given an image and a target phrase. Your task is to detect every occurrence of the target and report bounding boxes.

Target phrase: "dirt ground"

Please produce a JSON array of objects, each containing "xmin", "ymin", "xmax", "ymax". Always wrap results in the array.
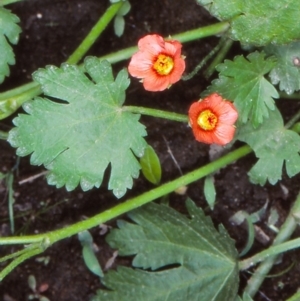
[{"xmin": 1, "ymin": 0, "xmax": 300, "ymax": 300}]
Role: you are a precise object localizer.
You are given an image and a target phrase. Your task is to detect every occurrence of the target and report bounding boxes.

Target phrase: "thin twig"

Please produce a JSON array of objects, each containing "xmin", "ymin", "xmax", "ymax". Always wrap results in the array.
[
  {"xmin": 162, "ymin": 135, "xmax": 182, "ymax": 175},
  {"xmin": 18, "ymin": 171, "xmax": 48, "ymax": 185}
]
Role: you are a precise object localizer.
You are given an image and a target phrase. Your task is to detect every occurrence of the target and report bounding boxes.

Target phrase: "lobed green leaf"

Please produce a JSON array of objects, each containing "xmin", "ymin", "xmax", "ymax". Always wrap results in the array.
[
  {"xmin": 237, "ymin": 108, "xmax": 300, "ymax": 185},
  {"xmin": 206, "ymin": 52, "xmax": 279, "ymax": 128},
  {"xmin": 8, "ymin": 57, "xmax": 147, "ymax": 198},
  {"xmin": 92, "ymin": 200, "xmax": 239, "ymax": 301},
  {"xmin": 0, "ymin": 7, "xmax": 21, "ymax": 84}
]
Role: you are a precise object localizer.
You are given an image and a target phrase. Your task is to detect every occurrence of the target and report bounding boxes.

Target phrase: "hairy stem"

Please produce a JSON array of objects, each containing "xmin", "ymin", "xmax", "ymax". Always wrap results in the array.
[
  {"xmin": 240, "ymin": 192, "xmax": 300, "ymax": 298},
  {"xmin": 0, "ymin": 246, "xmax": 43, "ymax": 281},
  {"xmin": 0, "ymin": 145, "xmax": 251, "ymax": 247},
  {"xmin": 182, "ymin": 36, "xmax": 227, "ymax": 81},
  {"xmin": 0, "ymin": 244, "xmax": 38, "ymax": 263},
  {"xmin": 67, "ymin": 2, "xmax": 123, "ymax": 64},
  {"xmin": 204, "ymin": 38, "xmax": 234, "ymax": 79}
]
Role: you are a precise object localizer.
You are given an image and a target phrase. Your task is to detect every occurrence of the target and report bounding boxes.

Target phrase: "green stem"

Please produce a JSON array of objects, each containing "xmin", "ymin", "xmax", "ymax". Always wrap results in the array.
[
  {"xmin": 0, "ymin": 244, "xmax": 37, "ymax": 263},
  {"xmin": 67, "ymin": 2, "xmax": 123, "ymax": 65},
  {"xmin": 123, "ymin": 106, "xmax": 188, "ymax": 123},
  {"xmin": 0, "ymin": 83, "xmax": 42, "ymax": 120},
  {"xmin": 173, "ymin": 21, "xmax": 229, "ymax": 43},
  {"xmin": 204, "ymin": 38, "xmax": 233, "ymax": 79},
  {"xmin": 182, "ymin": 36, "xmax": 226, "ymax": 81},
  {"xmin": 240, "ymin": 192, "xmax": 300, "ymax": 298},
  {"xmin": 240, "ymin": 237, "xmax": 300, "ymax": 270},
  {"xmin": 0, "ymin": 145, "xmax": 252, "ymax": 246},
  {"xmin": 0, "ymin": 246, "xmax": 43, "ymax": 281},
  {"xmin": 0, "ymin": 82, "xmax": 39, "ymax": 100},
  {"xmin": 100, "ymin": 21, "xmax": 230, "ymax": 64},
  {"xmin": 0, "ymin": 0, "xmax": 23, "ymax": 5}
]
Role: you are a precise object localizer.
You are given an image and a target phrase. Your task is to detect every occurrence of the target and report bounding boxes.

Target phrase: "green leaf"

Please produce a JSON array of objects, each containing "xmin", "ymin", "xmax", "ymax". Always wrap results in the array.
[
  {"xmin": 265, "ymin": 42, "xmax": 300, "ymax": 95},
  {"xmin": 0, "ymin": 7, "xmax": 21, "ymax": 84},
  {"xmin": 92, "ymin": 200, "xmax": 239, "ymax": 301},
  {"xmin": 196, "ymin": 0, "xmax": 242, "ymax": 20},
  {"xmin": 203, "ymin": 175, "xmax": 216, "ymax": 210},
  {"xmin": 140, "ymin": 145, "xmax": 161, "ymax": 185},
  {"xmin": 118, "ymin": 1, "xmax": 131, "ymax": 16},
  {"xmin": 8, "ymin": 57, "xmax": 147, "ymax": 198},
  {"xmin": 237, "ymin": 108, "xmax": 300, "ymax": 185},
  {"xmin": 206, "ymin": 52, "xmax": 279, "ymax": 127},
  {"xmin": 114, "ymin": 15, "xmax": 125, "ymax": 37},
  {"xmin": 78, "ymin": 231, "xmax": 104, "ymax": 278},
  {"xmin": 196, "ymin": 0, "xmax": 300, "ymax": 46}
]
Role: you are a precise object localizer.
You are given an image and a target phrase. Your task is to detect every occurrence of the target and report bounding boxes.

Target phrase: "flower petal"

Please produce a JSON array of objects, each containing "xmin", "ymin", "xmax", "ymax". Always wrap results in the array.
[
  {"xmin": 213, "ymin": 124, "xmax": 236, "ymax": 145},
  {"xmin": 164, "ymin": 40, "xmax": 182, "ymax": 58},
  {"xmin": 217, "ymin": 102, "xmax": 238, "ymax": 124},
  {"xmin": 169, "ymin": 57, "xmax": 186, "ymax": 84},
  {"xmin": 138, "ymin": 34, "xmax": 164, "ymax": 56},
  {"xmin": 128, "ymin": 52, "xmax": 154, "ymax": 78},
  {"xmin": 143, "ymin": 74, "xmax": 169, "ymax": 91},
  {"xmin": 192, "ymin": 127, "xmax": 215, "ymax": 144}
]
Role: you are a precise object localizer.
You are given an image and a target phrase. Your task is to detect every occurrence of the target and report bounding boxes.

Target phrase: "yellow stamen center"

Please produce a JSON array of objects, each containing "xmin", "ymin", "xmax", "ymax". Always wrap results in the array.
[
  {"xmin": 197, "ymin": 109, "xmax": 218, "ymax": 131},
  {"xmin": 153, "ymin": 54, "xmax": 174, "ymax": 75}
]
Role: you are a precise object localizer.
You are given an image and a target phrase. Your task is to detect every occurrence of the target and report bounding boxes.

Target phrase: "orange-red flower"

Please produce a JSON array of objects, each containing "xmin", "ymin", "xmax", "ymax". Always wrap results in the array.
[
  {"xmin": 128, "ymin": 34, "xmax": 185, "ymax": 91},
  {"xmin": 188, "ymin": 93, "xmax": 238, "ymax": 145}
]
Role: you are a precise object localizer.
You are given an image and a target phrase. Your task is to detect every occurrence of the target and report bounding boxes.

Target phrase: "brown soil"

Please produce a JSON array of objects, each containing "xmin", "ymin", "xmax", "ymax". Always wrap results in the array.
[{"xmin": 0, "ymin": 1, "xmax": 300, "ymax": 300}]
